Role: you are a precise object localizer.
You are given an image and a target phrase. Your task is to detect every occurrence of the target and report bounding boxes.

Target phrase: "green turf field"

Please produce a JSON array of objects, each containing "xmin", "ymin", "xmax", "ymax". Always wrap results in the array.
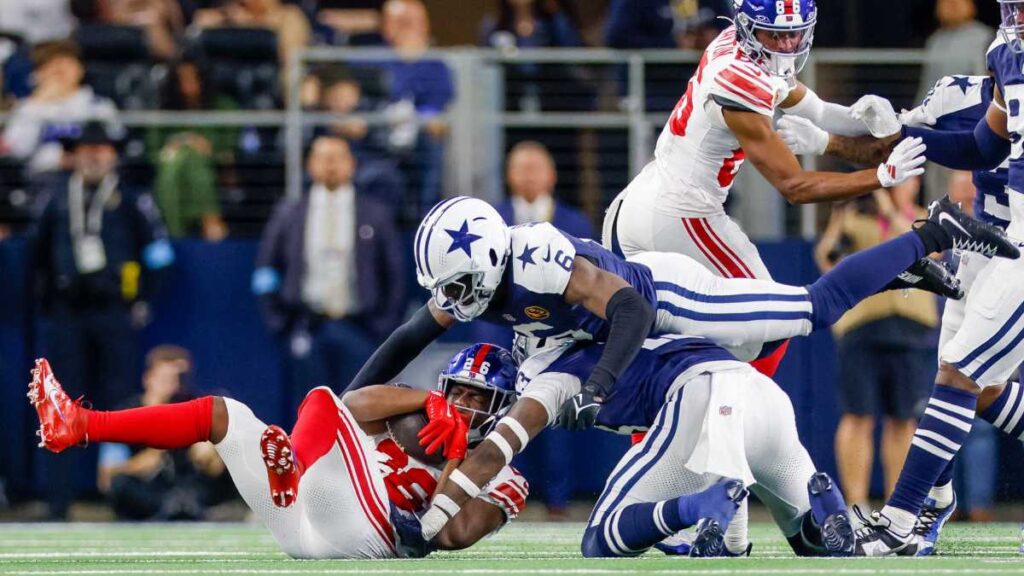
[{"xmin": 2, "ymin": 521, "xmax": 1024, "ymax": 575}]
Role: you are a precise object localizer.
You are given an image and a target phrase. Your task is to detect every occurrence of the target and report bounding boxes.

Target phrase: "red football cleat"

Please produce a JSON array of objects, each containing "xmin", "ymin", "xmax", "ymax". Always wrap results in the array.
[
  {"xmin": 260, "ymin": 425, "xmax": 300, "ymax": 508},
  {"xmin": 26, "ymin": 358, "xmax": 88, "ymax": 453}
]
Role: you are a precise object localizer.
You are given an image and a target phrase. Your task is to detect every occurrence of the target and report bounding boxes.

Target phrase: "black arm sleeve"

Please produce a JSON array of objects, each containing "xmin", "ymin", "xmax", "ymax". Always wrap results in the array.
[
  {"xmin": 585, "ymin": 287, "xmax": 656, "ymax": 397},
  {"xmin": 343, "ymin": 303, "xmax": 448, "ymax": 394}
]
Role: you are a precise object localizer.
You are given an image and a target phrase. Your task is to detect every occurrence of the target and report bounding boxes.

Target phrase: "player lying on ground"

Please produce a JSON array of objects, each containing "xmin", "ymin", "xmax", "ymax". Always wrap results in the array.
[
  {"xmin": 780, "ymin": 65, "xmax": 1024, "ymax": 556},
  {"xmin": 418, "ymin": 335, "xmax": 855, "ymax": 557},
  {"xmin": 27, "ymin": 344, "xmax": 527, "ymax": 559},
  {"xmin": 347, "ymin": 195, "xmax": 1017, "ymax": 431}
]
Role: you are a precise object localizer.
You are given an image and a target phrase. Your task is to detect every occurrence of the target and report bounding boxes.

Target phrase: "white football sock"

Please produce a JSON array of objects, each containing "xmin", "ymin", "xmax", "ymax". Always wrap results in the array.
[
  {"xmin": 927, "ymin": 481, "xmax": 954, "ymax": 509},
  {"xmin": 880, "ymin": 505, "xmax": 917, "ymax": 537}
]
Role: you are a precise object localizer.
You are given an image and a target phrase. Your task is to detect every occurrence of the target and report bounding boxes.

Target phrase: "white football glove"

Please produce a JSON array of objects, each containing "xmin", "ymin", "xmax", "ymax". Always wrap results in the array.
[
  {"xmin": 898, "ymin": 106, "xmax": 938, "ymax": 128},
  {"xmin": 877, "ymin": 137, "xmax": 926, "ymax": 188},
  {"xmin": 851, "ymin": 95, "xmax": 902, "ymax": 138},
  {"xmin": 778, "ymin": 115, "xmax": 829, "ymax": 156}
]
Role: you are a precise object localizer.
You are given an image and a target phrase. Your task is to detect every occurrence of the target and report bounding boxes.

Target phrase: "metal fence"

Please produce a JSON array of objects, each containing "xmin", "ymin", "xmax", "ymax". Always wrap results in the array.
[{"xmin": 0, "ymin": 47, "xmax": 931, "ymax": 238}]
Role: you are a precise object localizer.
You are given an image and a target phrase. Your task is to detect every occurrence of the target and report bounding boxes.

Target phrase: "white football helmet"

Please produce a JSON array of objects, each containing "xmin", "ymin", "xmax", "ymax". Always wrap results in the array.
[{"xmin": 414, "ymin": 197, "xmax": 511, "ymax": 321}]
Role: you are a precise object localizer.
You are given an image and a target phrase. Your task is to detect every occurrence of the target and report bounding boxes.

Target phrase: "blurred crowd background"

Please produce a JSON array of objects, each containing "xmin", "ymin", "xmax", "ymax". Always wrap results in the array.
[{"xmin": 0, "ymin": 0, "xmax": 1022, "ymax": 524}]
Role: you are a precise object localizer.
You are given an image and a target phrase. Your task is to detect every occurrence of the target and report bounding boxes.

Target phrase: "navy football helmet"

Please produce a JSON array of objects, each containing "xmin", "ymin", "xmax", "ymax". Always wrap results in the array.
[
  {"xmin": 438, "ymin": 343, "xmax": 518, "ymax": 445},
  {"xmin": 733, "ymin": 0, "xmax": 817, "ymax": 78},
  {"xmin": 999, "ymin": 0, "xmax": 1024, "ymax": 53}
]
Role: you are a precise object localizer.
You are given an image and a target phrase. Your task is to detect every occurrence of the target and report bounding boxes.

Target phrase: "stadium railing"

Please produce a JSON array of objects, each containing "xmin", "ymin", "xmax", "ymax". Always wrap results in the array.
[{"xmin": 0, "ymin": 47, "xmax": 928, "ymax": 238}]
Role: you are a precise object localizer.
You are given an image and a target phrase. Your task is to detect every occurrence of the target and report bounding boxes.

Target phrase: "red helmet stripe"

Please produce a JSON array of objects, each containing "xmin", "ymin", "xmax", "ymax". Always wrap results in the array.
[{"xmin": 471, "ymin": 344, "xmax": 493, "ymax": 374}]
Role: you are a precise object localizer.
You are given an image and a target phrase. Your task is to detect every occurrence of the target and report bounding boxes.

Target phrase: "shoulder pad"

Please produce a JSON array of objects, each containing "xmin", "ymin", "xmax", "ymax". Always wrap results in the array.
[{"xmin": 707, "ymin": 60, "xmax": 778, "ymax": 116}]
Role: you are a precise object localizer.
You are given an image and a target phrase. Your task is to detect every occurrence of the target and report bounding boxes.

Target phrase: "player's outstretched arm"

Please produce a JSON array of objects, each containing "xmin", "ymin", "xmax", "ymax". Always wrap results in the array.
[
  {"xmin": 421, "ymin": 397, "xmax": 551, "ymax": 541},
  {"xmin": 558, "ymin": 258, "xmax": 655, "ymax": 431},
  {"xmin": 901, "ymin": 103, "xmax": 1010, "ymax": 171},
  {"xmin": 724, "ymin": 108, "xmax": 921, "ymax": 204},
  {"xmin": 342, "ymin": 385, "xmax": 429, "ymax": 426},
  {"xmin": 780, "ymin": 83, "xmax": 875, "ymax": 137},
  {"xmin": 343, "ymin": 301, "xmax": 455, "ymax": 394},
  {"xmin": 778, "ymin": 114, "xmax": 899, "ymax": 166}
]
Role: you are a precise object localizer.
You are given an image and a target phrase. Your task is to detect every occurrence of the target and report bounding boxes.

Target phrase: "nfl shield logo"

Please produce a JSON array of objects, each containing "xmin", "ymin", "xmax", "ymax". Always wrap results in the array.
[{"xmin": 719, "ymin": 406, "xmax": 733, "ymax": 416}]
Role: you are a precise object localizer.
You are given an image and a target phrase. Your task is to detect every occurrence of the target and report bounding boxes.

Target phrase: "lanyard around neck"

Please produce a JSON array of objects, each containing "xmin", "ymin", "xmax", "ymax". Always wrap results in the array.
[{"xmin": 69, "ymin": 173, "xmax": 118, "ymax": 238}]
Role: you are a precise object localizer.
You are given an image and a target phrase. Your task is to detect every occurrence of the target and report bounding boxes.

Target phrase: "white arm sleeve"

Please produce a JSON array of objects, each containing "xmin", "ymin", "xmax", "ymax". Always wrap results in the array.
[
  {"xmin": 520, "ymin": 372, "xmax": 581, "ymax": 426},
  {"xmin": 782, "ymin": 88, "xmax": 870, "ymax": 137}
]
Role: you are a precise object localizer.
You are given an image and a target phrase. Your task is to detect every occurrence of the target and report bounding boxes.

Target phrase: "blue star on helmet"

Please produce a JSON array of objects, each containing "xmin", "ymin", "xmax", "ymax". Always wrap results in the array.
[
  {"xmin": 445, "ymin": 220, "xmax": 483, "ymax": 256},
  {"xmin": 948, "ymin": 76, "xmax": 975, "ymax": 95},
  {"xmin": 517, "ymin": 244, "xmax": 538, "ymax": 269}
]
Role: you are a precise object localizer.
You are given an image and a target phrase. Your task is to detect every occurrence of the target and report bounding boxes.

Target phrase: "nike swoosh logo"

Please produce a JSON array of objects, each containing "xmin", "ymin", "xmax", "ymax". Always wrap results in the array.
[
  {"xmin": 47, "ymin": 387, "xmax": 66, "ymax": 423},
  {"xmin": 938, "ymin": 213, "xmax": 971, "ymax": 238}
]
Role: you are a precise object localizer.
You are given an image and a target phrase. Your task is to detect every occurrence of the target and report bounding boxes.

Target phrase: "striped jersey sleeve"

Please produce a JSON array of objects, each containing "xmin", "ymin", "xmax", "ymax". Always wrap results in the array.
[
  {"xmin": 707, "ymin": 61, "xmax": 778, "ymax": 117},
  {"xmin": 479, "ymin": 465, "xmax": 530, "ymax": 523}
]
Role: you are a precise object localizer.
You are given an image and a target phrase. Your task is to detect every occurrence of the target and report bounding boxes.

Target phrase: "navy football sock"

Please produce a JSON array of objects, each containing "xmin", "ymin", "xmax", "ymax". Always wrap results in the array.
[
  {"xmin": 979, "ymin": 381, "xmax": 1024, "ymax": 438},
  {"xmin": 807, "ymin": 232, "xmax": 926, "ymax": 329},
  {"xmin": 586, "ymin": 493, "xmax": 705, "ymax": 557},
  {"xmin": 887, "ymin": 385, "xmax": 977, "ymax": 523}
]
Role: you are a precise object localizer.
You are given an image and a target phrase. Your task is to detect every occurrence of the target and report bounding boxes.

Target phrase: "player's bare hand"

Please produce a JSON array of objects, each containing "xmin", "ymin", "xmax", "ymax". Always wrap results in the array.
[
  {"xmin": 877, "ymin": 137, "xmax": 926, "ymax": 188},
  {"xmin": 851, "ymin": 95, "xmax": 902, "ymax": 138},
  {"xmin": 777, "ymin": 115, "xmax": 829, "ymax": 156}
]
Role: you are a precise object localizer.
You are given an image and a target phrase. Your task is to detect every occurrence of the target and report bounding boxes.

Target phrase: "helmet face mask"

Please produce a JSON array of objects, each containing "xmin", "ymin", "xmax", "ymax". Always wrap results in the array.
[
  {"xmin": 432, "ymin": 271, "xmax": 495, "ymax": 321},
  {"xmin": 438, "ymin": 343, "xmax": 519, "ymax": 446},
  {"xmin": 734, "ymin": 0, "xmax": 817, "ymax": 78},
  {"xmin": 1000, "ymin": 0, "xmax": 1024, "ymax": 53}
]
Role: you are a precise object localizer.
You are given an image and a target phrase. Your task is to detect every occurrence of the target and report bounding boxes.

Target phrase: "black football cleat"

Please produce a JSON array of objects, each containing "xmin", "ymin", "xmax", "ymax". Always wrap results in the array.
[
  {"xmin": 807, "ymin": 472, "xmax": 856, "ymax": 557},
  {"xmin": 922, "ymin": 197, "xmax": 1021, "ymax": 260},
  {"xmin": 689, "ymin": 479, "xmax": 749, "ymax": 558},
  {"xmin": 884, "ymin": 257, "xmax": 963, "ymax": 300},
  {"xmin": 852, "ymin": 506, "xmax": 921, "ymax": 557}
]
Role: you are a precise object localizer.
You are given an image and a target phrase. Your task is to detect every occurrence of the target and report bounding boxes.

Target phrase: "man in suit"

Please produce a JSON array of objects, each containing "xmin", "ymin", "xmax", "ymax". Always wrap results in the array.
[
  {"xmin": 490, "ymin": 140, "xmax": 594, "ymax": 520},
  {"xmin": 253, "ymin": 136, "xmax": 406, "ymax": 422}
]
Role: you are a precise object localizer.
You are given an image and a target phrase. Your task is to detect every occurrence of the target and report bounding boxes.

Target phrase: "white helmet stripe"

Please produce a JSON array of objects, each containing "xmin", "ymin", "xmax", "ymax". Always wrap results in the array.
[{"xmin": 415, "ymin": 196, "xmax": 469, "ymax": 278}]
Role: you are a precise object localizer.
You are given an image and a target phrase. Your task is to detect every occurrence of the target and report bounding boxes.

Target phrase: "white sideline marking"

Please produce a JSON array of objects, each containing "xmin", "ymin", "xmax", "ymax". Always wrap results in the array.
[
  {"xmin": 0, "ymin": 552, "xmax": 257, "ymax": 559},
  {"xmin": 9, "ymin": 565, "xmax": 1024, "ymax": 569}
]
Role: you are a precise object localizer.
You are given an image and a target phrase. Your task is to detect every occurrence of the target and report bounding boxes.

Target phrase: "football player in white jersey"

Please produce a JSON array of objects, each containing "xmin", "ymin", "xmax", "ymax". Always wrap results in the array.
[
  {"xmin": 775, "ymin": 4, "xmax": 1024, "ymax": 555},
  {"xmin": 28, "ymin": 345, "xmax": 527, "ymax": 559},
  {"xmin": 603, "ymin": 0, "xmax": 916, "ymax": 375}
]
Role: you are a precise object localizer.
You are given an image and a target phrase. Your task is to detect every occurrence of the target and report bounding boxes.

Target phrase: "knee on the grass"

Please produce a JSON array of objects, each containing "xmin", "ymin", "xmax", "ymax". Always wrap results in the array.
[{"xmin": 580, "ymin": 525, "xmax": 615, "ymax": 558}]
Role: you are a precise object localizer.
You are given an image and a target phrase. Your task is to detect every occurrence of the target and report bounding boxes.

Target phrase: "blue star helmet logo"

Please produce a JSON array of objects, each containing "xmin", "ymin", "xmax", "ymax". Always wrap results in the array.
[{"xmin": 445, "ymin": 220, "xmax": 483, "ymax": 256}]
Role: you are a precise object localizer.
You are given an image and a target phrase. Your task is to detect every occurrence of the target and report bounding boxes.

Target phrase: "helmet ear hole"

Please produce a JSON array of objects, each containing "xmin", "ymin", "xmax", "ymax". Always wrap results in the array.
[{"xmin": 489, "ymin": 249, "xmax": 498, "ymax": 267}]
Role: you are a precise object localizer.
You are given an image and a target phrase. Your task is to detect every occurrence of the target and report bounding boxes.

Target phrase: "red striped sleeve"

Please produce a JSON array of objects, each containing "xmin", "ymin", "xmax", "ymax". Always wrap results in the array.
[{"xmin": 717, "ymin": 65, "xmax": 774, "ymax": 109}]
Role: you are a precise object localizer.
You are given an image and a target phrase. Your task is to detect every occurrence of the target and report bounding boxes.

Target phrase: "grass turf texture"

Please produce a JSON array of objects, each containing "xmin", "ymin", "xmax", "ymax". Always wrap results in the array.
[{"xmin": 1, "ymin": 522, "xmax": 1023, "ymax": 575}]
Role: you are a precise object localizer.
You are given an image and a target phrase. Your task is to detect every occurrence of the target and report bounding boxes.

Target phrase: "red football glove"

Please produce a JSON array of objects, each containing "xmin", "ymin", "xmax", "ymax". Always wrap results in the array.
[
  {"xmin": 443, "ymin": 414, "xmax": 469, "ymax": 461},
  {"xmin": 419, "ymin": 391, "xmax": 456, "ymax": 455}
]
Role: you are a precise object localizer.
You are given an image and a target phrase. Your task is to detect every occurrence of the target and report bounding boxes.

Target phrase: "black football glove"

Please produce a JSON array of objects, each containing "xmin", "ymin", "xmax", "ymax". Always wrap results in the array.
[{"xmin": 556, "ymin": 383, "xmax": 604, "ymax": 432}]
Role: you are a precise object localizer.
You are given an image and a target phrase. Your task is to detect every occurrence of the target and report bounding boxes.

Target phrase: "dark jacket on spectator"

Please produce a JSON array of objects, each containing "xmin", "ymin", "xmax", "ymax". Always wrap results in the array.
[
  {"xmin": 605, "ymin": 0, "xmax": 676, "ymax": 49},
  {"xmin": 253, "ymin": 190, "xmax": 405, "ymax": 341},
  {"xmin": 31, "ymin": 172, "xmax": 173, "ymax": 314},
  {"xmin": 496, "ymin": 199, "xmax": 594, "ymax": 240}
]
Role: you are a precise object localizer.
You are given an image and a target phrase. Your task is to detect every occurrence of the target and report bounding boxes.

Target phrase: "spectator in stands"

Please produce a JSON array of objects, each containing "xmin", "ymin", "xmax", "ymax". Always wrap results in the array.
[
  {"xmin": 192, "ymin": 0, "xmax": 311, "ymax": 80},
  {"xmin": 253, "ymin": 136, "xmax": 405, "ymax": 422},
  {"xmin": 98, "ymin": 345, "xmax": 233, "ymax": 520},
  {"xmin": 481, "ymin": 140, "xmax": 593, "ymax": 520},
  {"xmin": 918, "ymin": 0, "xmax": 993, "ymax": 204},
  {"xmin": 0, "ymin": 41, "xmax": 120, "ymax": 177},
  {"xmin": 815, "ymin": 184, "xmax": 938, "ymax": 516},
  {"xmin": 605, "ymin": 0, "xmax": 730, "ymax": 50},
  {"xmin": 31, "ymin": 120, "xmax": 174, "ymax": 519},
  {"xmin": 147, "ymin": 55, "xmax": 234, "ymax": 240},
  {"xmin": 0, "ymin": 32, "xmax": 31, "ymax": 105},
  {"xmin": 481, "ymin": 0, "xmax": 587, "ymax": 113},
  {"xmin": 72, "ymin": 0, "xmax": 185, "ymax": 61},
  {"xmin": 378, "ymin": 0, "xmax": 453, "ymax": 222}
]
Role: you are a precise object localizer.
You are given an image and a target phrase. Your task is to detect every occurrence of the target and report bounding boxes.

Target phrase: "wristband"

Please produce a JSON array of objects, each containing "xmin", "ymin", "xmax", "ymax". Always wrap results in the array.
[
  {"xmin": 498, "ymin": 417, "xmax": 531, "ymax": 450},
  {"xmin": 448, "ymin": 469, "xmax": 481, "ymax": 498}
]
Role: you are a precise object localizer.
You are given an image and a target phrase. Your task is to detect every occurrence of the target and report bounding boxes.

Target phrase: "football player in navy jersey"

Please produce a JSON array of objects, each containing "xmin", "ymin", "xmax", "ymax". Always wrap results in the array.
[
  {"xmin": 780, "ymin": 74, "xmax": 1014, "ymax": 555},
  {"xmin": 780, "ymin": 2, "xmax": 1024, "ymax": 555},
  {"xmin": 416, "ymin": 334, "xmax": 857, "ymax": 558},
  {"xmin": 348, "ymin": 195, "xmax": 1013, "ymax": 433}
]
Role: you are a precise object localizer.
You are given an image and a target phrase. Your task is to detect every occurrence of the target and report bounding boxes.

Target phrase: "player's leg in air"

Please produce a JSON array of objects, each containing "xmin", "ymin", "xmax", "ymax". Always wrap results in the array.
[
  {"xmin": 855, "ymin": 246, "xmax": 1024, "ymax": 555},
  {"xmin": 581, "ymin": 367, "xmax": 856, "ymax": 558},
  {"xmin": 27, "ymin": 358, "xmax": 401, "ymax": 558},
  {"xmin": 636, "ymin": 197, "xmax": 1018, "ymax": 362}
]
